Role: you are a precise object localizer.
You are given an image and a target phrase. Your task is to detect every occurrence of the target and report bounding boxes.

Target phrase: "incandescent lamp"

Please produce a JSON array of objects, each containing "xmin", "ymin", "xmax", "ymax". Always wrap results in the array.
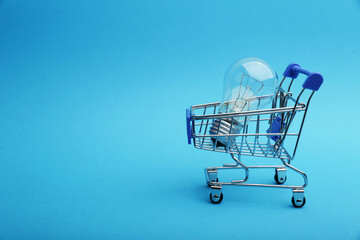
[{"xmin": 210, "ymin": 58, "xmax": 278, "ymax": 148}]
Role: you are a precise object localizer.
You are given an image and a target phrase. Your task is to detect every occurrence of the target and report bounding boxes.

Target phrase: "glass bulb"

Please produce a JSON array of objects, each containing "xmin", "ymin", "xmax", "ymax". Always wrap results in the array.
[{"xmin": 210, "ymin": 57, "xmax": 278, "ymax": 148}]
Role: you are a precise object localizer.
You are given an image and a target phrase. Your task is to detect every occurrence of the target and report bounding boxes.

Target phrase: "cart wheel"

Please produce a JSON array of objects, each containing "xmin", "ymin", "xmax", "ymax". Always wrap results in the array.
[
  {"xmin": 209, "ymin": 192, "xmax": 223, "ymax": 204},
  {"xmin": 207, "ymin": 178, "xmax": 219, "ymax": 187},
  {"xmin": 274, "ymin": 173, "xmax": 287, "ymax": 184},
  {"xmin": 291, "ymin": 196, "xmax": 306, "ymax": 208}
]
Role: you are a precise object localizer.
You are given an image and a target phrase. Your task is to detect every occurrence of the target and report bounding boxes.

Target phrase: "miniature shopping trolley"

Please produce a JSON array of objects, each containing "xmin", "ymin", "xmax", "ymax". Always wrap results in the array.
[{"xmin": 186, "ymin": 63, "xmax": 323, "ymax": 208}]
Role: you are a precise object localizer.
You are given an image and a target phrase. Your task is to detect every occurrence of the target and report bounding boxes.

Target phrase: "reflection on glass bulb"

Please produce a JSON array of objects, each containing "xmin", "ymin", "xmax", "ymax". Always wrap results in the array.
[{"xmin": 210, "ymin": 58, "xmax": 278, "ymax": 148}]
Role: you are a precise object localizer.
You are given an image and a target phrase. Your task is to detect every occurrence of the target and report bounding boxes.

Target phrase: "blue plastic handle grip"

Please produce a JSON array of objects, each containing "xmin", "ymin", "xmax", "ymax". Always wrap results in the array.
[
  {"xmin": 186, "ymin": 108, "xmax": 192, "ymax": 144},
  {"xmin": 283, "ymin": 63, "xmax": 323, "ymax": 91}
]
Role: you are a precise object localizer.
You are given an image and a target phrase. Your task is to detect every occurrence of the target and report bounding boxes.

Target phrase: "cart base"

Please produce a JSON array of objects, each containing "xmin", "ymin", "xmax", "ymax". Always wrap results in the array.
[{"xmin": 205, "ymin": 154, "xmax": 308, "ymax": 208}]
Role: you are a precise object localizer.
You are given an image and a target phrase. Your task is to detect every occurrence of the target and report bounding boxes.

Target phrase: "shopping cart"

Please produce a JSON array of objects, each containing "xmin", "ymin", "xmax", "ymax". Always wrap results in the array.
[{"xmin": 186, "ymin": 63, "xmax": 323, "ymax": 208}]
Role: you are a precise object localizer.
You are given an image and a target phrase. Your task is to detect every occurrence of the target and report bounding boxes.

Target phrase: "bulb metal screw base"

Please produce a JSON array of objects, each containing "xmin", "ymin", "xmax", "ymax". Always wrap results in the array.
[{"xmin": 209, "ymin": 118, "xmax": 242, "ymax": 149}]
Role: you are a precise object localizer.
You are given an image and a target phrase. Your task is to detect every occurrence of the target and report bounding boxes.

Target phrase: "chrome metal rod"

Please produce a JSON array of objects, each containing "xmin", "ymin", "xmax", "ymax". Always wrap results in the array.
[
  {"xmin": 220, "ymin": 182, "xmax": 302, "ymax": 189},
  {"xmin": 292, "ymin": 90, "xmax": 315, "ymax": 157},
  {"xmin": 196, "ymin": 133, "xmax": 299, "ymax": 137},
  {"xmin": 277, "ymin": 88, "xmax": 305, "ymax": 149},
  {"xmin": 193, "ymin": 106, "xmax": 306, "ymax": 120},
  {"xmin": 281, "ymin": 158, "xmax": 308, "ymax": 187},
  {"xmin": 216, "ymin": 165, "xmax": 286, "ymax": 169},
  {"xmin": 231, "ymin": 153, "xmax": 249, "ymax": 181}
]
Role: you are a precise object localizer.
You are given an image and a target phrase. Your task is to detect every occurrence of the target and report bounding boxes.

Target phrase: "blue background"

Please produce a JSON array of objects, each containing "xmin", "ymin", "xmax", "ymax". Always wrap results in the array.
[{"xmin": 1, "ymin": 0, "xmax": 360, "ymax": 239}]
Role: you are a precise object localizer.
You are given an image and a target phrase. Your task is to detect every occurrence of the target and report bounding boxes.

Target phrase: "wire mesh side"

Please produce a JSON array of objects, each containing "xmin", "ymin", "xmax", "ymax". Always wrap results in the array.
[{"xmin": 190, "ymin": 96, "xmax": 306, "ymax": 160}]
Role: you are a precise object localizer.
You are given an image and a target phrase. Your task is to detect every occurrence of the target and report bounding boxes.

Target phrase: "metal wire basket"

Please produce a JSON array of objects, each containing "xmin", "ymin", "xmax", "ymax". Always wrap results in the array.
[{"xmin": 186, "ymin": 63, "xmax": 323, "ymax": 207}]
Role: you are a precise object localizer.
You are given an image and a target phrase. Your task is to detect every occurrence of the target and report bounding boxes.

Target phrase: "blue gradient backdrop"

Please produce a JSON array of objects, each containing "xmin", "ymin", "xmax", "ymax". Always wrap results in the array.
[{"xmin": 1, "ymin": 0, "xmax": 360, "ymax": 239}]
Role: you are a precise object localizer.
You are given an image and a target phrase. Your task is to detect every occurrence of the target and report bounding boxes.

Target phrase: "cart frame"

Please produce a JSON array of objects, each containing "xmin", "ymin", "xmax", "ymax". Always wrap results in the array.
[{"xmin": 186, "ymin": 63, "xmax": 323, "ymax": 207}]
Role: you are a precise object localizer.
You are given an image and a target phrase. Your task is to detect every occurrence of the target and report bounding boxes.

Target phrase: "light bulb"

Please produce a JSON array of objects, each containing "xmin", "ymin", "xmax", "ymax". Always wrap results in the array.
[{"xmin": 210, "ymin": 57, "xmax": 278, "ymax": 148}]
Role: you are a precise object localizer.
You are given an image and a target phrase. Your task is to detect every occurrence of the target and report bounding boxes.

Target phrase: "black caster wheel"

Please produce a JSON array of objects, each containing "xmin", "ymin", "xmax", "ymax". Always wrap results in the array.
[
  {"xmin": 207, "ymin": 178, "xmax": 219, "ymax": 187},
  {"xmin": 292, "ymin": 196, "xmax": 306, "ymax": 208},
  {"xmin": 209, "ymin": 192, "xmax": 223, "ymax": 204},
  {"xmin": 274, "ymin": 173, "xmax": 287, "ymax": 184}
]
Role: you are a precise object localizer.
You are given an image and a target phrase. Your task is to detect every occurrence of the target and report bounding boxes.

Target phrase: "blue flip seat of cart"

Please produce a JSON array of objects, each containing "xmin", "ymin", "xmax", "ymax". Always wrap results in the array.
[{"xmin": 267, "ymin": 117, "xmax": 285, "ymax": 141}]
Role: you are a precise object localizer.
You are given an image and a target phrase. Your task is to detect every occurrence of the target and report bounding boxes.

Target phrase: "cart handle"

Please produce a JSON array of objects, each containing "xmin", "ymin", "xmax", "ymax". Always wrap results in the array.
[
  {"xmin": 283, "ymin": 63, "xmax": 323, "ymax": 91},
  {"xmin": 186, "ymin": 108, "xmax": 193, "ymax": 144}
]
